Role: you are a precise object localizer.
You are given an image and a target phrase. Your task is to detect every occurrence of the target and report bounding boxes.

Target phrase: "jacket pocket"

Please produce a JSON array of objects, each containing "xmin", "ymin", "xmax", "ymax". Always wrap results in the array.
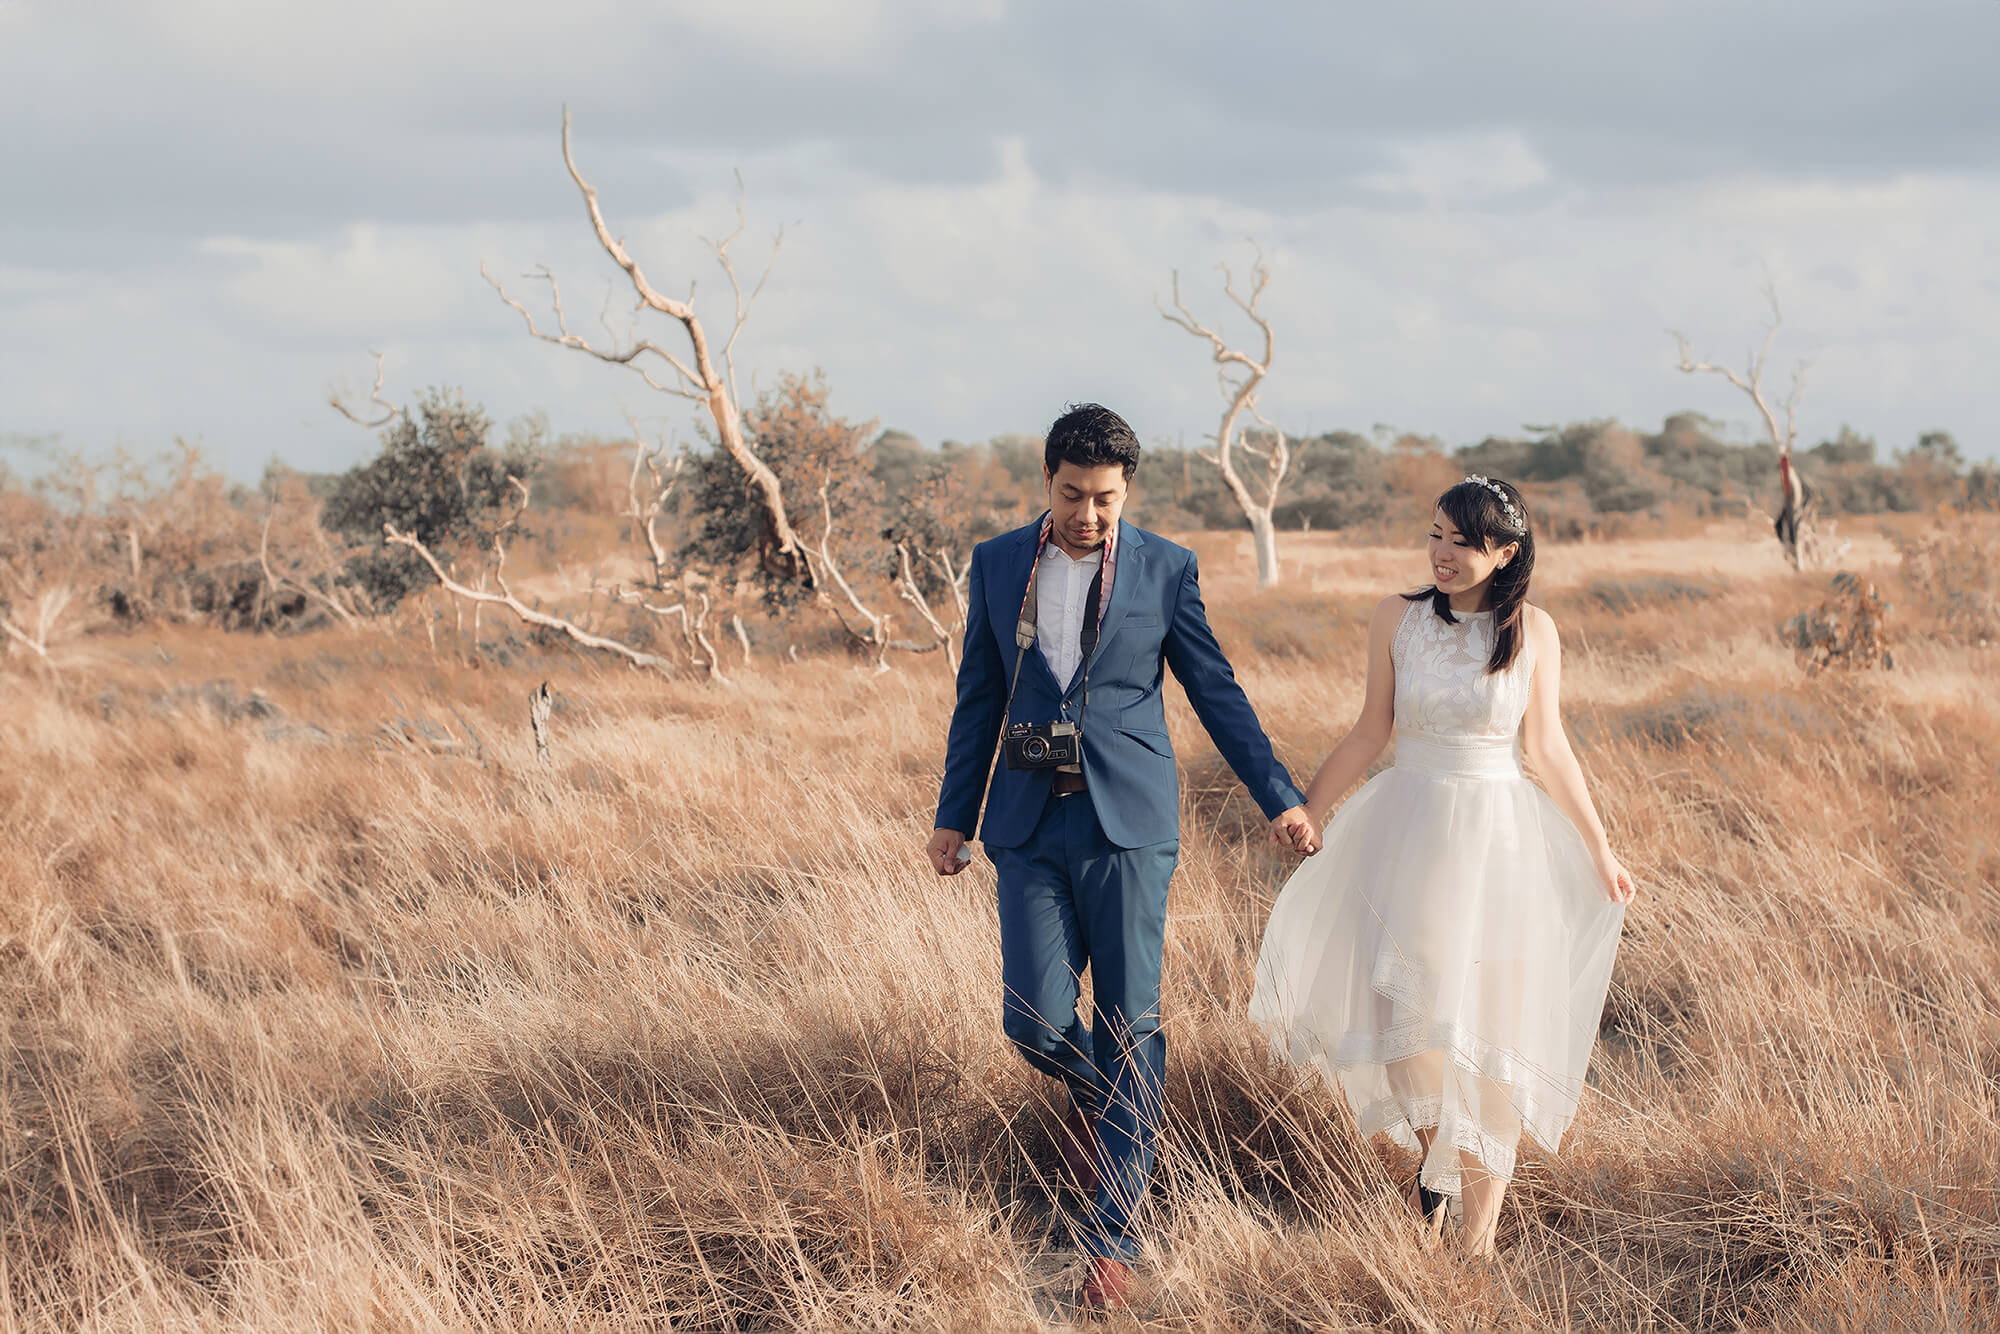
[{"xmin": 1114, "ymin": 726, "xmax": 1174, "ymax": 758}]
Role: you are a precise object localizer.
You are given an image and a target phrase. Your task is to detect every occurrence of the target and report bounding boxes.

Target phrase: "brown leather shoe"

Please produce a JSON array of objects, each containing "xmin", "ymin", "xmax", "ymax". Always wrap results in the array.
[
  {"xmin": 1056, "ymin": 1098, "xmax": 1098, "ymax": 1196},
  {"xmin": 1079, "ymin": 1256, "xmax": 1134, "ymax": 1312}
]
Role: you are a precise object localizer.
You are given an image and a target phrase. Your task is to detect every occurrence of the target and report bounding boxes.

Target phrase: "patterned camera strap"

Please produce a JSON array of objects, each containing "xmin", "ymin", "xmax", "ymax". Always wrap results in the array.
[{"xmin": 999, "ymin": 530, "xmax": 1109, "ymax": 751}]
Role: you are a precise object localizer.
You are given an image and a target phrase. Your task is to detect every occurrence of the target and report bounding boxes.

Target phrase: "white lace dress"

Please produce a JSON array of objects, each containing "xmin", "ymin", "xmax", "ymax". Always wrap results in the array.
[{"xmin": 1250, "ymin": 598, "xmax": 1625, "ymax": 1197}]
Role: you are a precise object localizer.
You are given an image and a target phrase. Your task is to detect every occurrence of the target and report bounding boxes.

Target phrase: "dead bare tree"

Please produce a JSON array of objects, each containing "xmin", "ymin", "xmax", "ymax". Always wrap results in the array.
[
  {"xmin": 1672, "ymin": 286, "xmax": 1822, "ymax": 569},
  {"xmin": 1161, "ymin": 254, "xmax": 1292, "ymax": 588},
  {"xmin": 482, "ymin": 110, "xmax": 961, "ymax": 675},
  {"xmin": 484, "ymin": 109, "xmax": 812, "ymax": 585}
]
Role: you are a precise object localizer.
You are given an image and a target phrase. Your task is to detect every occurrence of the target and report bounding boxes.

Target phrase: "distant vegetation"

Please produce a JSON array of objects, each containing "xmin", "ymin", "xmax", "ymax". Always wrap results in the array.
[{"xmin": 2, "ymin": 386, "xmax": 1994, "ymax": 664}]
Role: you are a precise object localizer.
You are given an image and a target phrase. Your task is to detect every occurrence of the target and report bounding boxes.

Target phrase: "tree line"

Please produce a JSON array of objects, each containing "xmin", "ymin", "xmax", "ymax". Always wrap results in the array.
[{"xmin": 2, "ymin": 381, "xmax": 1991, "ymax": 667}]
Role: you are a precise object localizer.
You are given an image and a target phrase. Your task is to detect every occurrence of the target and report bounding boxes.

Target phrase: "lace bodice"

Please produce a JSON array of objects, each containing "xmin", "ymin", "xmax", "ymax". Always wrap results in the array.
[{"xmin": 1390, "ymin": 597, "xmax": 1536, "ymax": 743}]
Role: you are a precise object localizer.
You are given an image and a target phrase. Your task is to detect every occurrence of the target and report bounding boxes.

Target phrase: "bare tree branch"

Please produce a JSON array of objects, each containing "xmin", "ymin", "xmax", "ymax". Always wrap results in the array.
[
  {"xmin": 925, "ymin": 546, "xmax": 969, "ymax": 621},
  {"xmin": 612, "ymin": 574, "xmax": 728, "ymax": 682},
  {"xmin": 384, "ymin": 511, "xmax": 683, "ymax": 676},
  {"xmin": 811, "ymin": 477, "xmax": 890, "ymax": 671},
  {"xmin": 702, "ymin": 170, "xmax": 789, "ymax": 421},
  {"xmin": 538, "ymin": 107, "xmax": 811, "ymax": 583},
  {"xmin": 894, "ymin": 540, "xmax": 953, "ymax": 650},
  {"xmin": 1244, "ymin": 401, "xmax": 1293, "ymax": 508},
  {"xmin": 260, "ymin": 503, "xmax": 364, "ymax": 631},
  {"xmin": 482, "ymin": 261, "xmax": 708, "ymax": 402},
  {"xmin": 0, "ymin": 585, "xmax": 72, "ymax": 662},
  {"xmin": 622, "ymin": 425, "xmax": 687, "ymax": 588},
  {"xmin": 328, "ymin": 350, "xmax": 398, "ymax": 427}
]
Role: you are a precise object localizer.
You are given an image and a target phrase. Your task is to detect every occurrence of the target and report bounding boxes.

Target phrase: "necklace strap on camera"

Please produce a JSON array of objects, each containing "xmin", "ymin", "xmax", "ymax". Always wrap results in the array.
[
  {"xmin": 1076, "ymin": 554, "xmax": 1104, "ymax": 722},
  {"xmin": 999, "ymin": 535, "xmax": 1105, "ymax": 737}
]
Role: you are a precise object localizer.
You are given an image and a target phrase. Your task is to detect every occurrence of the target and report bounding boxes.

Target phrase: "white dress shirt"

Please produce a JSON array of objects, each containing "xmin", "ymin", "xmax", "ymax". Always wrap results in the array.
[{"xmin": 1036, "ymin": 540, "xmax": 1103, "ymax": 693}]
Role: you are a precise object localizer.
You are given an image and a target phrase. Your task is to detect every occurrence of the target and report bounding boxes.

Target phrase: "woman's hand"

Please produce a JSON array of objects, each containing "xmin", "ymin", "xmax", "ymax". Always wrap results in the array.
[
  {"xmin": 1594, "ymin": 845, "xmax": 1637, "ymax": 904},
  {"xmin": 1269, "ymin": 807, "xmax": 1319, "ymax": 856}
]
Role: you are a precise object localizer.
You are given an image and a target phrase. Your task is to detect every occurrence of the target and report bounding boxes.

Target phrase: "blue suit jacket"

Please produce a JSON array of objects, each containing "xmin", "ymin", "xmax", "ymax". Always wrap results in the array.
[{"xmin": 935, "ymin": 515, "xmax": 1304, "ymax": 850}]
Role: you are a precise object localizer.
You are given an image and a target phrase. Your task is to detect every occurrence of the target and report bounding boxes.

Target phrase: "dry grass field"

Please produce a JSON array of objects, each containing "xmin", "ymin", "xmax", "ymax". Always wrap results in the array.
[{"xmin": 4, "ymin": 521, "xmax": 1998, "ymax": 1331}]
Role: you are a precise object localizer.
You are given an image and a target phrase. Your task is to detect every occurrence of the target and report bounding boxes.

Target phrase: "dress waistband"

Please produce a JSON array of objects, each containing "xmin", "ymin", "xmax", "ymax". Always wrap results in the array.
[{"xmin": 1392, "ymin": 731, "xmax": 1523, "ymax": 780}]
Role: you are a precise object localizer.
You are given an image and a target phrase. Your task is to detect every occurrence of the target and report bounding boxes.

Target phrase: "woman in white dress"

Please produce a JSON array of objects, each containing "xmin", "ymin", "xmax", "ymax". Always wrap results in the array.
[{"xmin": 1251, "ymin": 476, "xmax": 1635, "ymax": 1257}]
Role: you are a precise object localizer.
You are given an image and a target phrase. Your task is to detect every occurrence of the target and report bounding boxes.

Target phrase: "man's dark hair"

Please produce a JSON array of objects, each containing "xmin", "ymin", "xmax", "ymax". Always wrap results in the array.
[{"xmin": 1044, "ymin": 403, "xmax": 1142, "ymax": 480}]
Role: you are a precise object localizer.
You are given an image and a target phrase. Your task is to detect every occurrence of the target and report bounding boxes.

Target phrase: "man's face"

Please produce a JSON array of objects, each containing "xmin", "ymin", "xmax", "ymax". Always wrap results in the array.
[{"xmin": 1045, "ymin": 460, "xmax": 1129, "ymax": 556}]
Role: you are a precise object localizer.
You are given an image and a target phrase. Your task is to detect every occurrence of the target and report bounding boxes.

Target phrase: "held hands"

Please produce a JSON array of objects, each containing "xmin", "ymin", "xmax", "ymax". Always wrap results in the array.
[
  {"xmin": 1594, "ymin": 845, "xmax": 1637, "ymax": 904},
  {"xmin": 927, "ymin": 828, "xmax": 971, "ymax": 877},
  {"xmin": 1269, "ymin": 807, "xmax": 1320, "ymax": 857}
]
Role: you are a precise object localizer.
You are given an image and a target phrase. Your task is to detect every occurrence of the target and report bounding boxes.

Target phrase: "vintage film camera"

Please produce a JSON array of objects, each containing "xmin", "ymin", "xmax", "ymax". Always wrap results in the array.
[{"xmin": 1003, "ymin": 718, "xmax": 1079, "ymax": 770}]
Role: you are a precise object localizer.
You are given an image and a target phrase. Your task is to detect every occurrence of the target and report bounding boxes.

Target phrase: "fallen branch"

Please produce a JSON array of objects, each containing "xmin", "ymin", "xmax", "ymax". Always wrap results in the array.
[
  {"xmin": 383, "ymin": 516, "xmax": 682, "ymax": 676},
  {"xmin": 612, "ymin": 580, "xmax": 729, "ymax": 683}
]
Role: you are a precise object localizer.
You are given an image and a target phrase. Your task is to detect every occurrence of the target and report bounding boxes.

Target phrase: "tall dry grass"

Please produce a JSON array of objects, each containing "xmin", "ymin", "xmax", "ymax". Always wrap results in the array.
[{"xmin": 3, "ymin": 527, "xmax": 1998, "ymax": 1330}]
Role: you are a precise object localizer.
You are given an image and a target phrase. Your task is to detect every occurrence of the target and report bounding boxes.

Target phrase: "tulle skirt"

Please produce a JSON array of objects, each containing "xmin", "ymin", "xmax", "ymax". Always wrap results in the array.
[{"xmin": 1249, "ymin": 733, "xmax": 1625, "ymax": 1196}]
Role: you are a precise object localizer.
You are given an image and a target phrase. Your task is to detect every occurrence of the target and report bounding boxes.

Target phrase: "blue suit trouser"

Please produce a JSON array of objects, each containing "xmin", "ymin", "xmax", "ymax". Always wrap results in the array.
[{"xmin": 991, "ymin": 790, "xmax": 1179, "ymax": 1263}]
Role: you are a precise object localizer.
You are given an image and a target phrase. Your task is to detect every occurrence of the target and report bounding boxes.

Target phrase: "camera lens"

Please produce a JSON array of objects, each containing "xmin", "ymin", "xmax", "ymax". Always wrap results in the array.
[{"xmin": 1023, "ymin": 736, "xmax": 1048, "ymax": 763}]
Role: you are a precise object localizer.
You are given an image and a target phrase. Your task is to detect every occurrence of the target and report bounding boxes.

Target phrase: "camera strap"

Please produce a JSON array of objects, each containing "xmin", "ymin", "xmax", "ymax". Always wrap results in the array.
[
  {"xmin": 1075, "ymin": 558, "xmax": 1104, "ymax": 726},
  {"xmin": 999, "ymin": 537, "xmax": 1107, "ymax": 734}
]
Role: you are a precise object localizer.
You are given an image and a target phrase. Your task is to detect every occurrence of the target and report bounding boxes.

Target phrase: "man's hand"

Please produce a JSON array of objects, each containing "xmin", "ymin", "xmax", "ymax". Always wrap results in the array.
[
  {"xmin": 1269, "ymin": 806, "xmax": 1319, "ymax": 856},
  {"xmin": 927, "ymin": 827, "xmax": 971, "ymax": 876}
]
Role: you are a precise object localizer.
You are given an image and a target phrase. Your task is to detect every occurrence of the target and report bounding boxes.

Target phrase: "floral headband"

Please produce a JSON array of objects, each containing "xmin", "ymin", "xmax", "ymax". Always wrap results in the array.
[{"xmin": 1464, "ymin": 475, "xmax": 1525, "ymax": 531}]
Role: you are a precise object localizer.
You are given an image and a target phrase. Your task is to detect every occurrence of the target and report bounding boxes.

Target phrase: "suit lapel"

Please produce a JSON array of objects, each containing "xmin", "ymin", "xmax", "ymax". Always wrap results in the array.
[{"xmin": 1085, "ymin": 519, "xmax": 1146, "ymax": 677}]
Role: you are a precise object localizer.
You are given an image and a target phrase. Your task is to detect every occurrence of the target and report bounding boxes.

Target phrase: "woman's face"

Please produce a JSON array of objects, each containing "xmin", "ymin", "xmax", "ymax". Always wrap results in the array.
[{"xmin": 1427, "ymin": 506, "xmax": 1518, "ymax": 598}]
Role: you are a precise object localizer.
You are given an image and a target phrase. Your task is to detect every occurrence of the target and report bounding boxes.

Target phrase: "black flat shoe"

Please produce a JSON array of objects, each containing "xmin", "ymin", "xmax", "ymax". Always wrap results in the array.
[{"xmin": 1416, "ymin": 1181, "xmax": 1449, "ymax": 1226}]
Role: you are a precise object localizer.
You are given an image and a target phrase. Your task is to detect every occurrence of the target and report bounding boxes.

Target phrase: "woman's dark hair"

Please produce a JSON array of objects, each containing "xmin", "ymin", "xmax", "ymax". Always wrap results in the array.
[
  {"xmin": 1403, "ymin": 476, "xmax": 1535, "ymax": 674},
  {"xmin": 1044, "ymin": 403, "xmax": 1142, "ymax": 480}
]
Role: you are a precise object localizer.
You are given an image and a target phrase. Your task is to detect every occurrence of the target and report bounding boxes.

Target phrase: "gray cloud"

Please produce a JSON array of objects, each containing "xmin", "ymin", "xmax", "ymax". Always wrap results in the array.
[
  {"xmin": 2, "ymin": 0, "xmax": 1996, "ymax": 473},
  {"xmin": 12, "ymin": 2, "xmax": 1997, "ymax": 230}
]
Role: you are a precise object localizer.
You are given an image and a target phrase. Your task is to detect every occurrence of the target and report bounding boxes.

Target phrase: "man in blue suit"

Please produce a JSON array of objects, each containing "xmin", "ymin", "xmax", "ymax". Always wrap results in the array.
[{"xmin": 926, "ymin": 404, "xmax": 1315, "ymax": 1310}]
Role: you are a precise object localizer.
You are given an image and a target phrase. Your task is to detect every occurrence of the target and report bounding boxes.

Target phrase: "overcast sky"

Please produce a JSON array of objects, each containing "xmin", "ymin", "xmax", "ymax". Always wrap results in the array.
[{"xmin": 3, "ymin": 0, "xmax": 1997, "ymax": 478}]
